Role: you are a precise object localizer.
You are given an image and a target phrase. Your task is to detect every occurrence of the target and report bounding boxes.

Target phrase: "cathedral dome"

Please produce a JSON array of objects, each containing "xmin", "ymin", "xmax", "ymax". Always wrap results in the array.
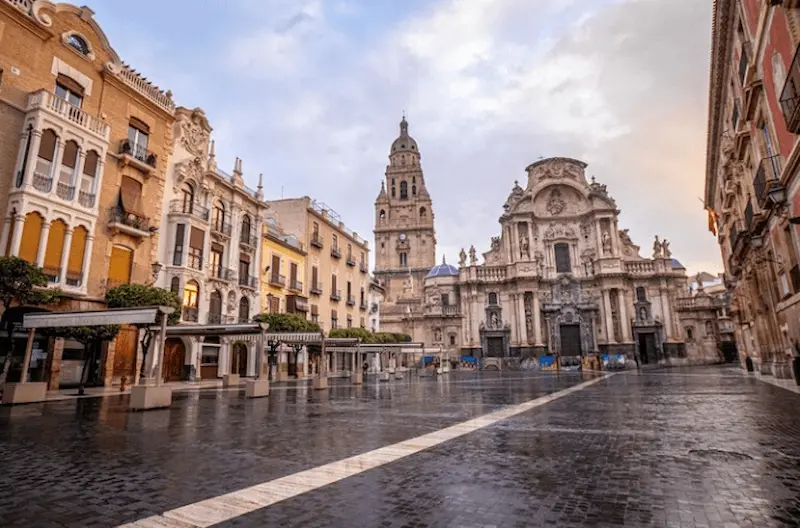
[
  {"xmin": 426, "ymin": 257, "xmax": 459, "ymax": 278},
  {"xmin": 390, "ymin": 116, "xmax": 419, "ymax": 155}
]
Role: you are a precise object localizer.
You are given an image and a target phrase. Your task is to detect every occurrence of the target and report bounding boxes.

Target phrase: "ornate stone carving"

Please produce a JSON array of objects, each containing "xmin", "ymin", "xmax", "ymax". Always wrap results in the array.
[
  {"xmin": 653, "ymin": 235, "xmax": 663, "ymax": 258},
  {"xmin": 180, "ymin": 110, "xmax": 210, "ymax": 156},
  {"xmin": 469, "ymin": 245, "xmax": 477, "ymax": 265},
  {"xmin": 546, "ymin": 188, "xmax": 566, "ymax": 215},
  {"xmin": 520, "ymin": 235, "xmax": 530, "ymax": 259},
  {"xmin": 602, "ymin": 230, "xmax": 612, "ymax": 255},
  {"xmin": 175, "ymin": 156, "xmax": 204, "ymax": 187},
  {"xmin": 619, "ymin": 229, "xmax": 632, "ymax": 245},
  {"xmin": 580, "ymin": 221, "xmax": 592, "ymax": 239},
  {"xmin": 459, "ymin": 248, "xmax": 467, "ymax": 267},
  {"xmin": 491, "ymin": 236, "xmax": 501, "ymax": 251}
]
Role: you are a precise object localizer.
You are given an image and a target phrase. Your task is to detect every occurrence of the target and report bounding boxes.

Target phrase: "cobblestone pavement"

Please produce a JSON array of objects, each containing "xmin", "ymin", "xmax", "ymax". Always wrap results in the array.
[{"xmin": 1, "ymin": 367, "xmax": 800, "ymax": 527}]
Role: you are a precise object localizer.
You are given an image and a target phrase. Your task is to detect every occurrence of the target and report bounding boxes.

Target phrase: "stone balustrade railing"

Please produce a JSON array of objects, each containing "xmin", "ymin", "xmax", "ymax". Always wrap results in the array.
[
  {"xmin": 624, "ymin": 260, "xmax": 656, "ymax": 275},
  {"xmin": 475, "ymin": 266, "xmax": 507, "ymax": 282},
  {"xmin": 113, "ymin": 63, "xmax": 176, "ymax": 114}
]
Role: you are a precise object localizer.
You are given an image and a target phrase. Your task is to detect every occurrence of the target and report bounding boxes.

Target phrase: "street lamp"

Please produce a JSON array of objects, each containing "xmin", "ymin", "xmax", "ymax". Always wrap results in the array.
[{"xmin": 768, "ymin": 185, "xmax": 787, "ymax": 206}]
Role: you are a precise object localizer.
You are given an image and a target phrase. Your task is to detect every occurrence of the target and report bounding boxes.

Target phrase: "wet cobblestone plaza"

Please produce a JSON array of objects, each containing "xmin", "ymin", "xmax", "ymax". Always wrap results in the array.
[{"xmin": 1, "ymin": 367, "xmax": 799, "ymax": 527}]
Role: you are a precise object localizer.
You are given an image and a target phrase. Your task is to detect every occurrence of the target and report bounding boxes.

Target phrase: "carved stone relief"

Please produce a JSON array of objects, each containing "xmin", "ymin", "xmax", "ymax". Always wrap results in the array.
[{"xmin": 546, "ymin": 188, "xmax": 566, "ymax": 215}]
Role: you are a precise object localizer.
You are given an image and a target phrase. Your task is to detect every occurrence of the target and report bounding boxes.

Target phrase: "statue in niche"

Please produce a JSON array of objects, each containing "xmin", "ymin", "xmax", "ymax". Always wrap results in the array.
[
  {"xmin": 535, "ymin": 251, "xmax": 545, "ymax": 275},
  {"xmin": 602, "ymin": 230, "xmax": 612, "ymax": 254},
  {"xmin": 459, "ymin": 248, "xmax": 467, "ymax": 267},
  {"xmin": 491, "ymin": 313, "xmax": 499, "ymax": 328},
  {"xmin": 520, "ymin": 235, "xmax": 530, "ymax": 259},
  {"xmin": 434, "ymin": 329, "xmax": 442, "ymax": 342},
  {"xmin": 653, "ymin": 236, "xmax": 662, "ymax": 258},
  {"xmin": 469, "ymin": 245, "xmax": 477, "ymax": 265},
  {"xmin": 639, "ymin": 307, "xmax": 647, "ymax": 322}
]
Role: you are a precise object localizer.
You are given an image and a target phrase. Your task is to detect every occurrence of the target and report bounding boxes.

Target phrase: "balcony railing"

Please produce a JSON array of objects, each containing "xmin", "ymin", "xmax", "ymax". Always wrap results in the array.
[
  {"xmin": 330, "ymin": 289, "xmax": 341, "ymax": 301},
  {"xmin": 359, "ymin": 261, "xmax": 368, "ymax": 273},
  {"xmin": 187, "ymin": 254, "xmax": 203, "ymax": 271},
  {"xmin": 310, "ymin": 281, "xmax": 323, "ymax": 295},
  {"xmin": 624, "ymin": 261, "xmax": 656, "ymax": 275},
  {"xmin": 32, "ymin": 173, "xmax": 52, "ymax": 193},
  {"xmin": 211, "ymin": 221, "xmax": 232, "ymax": 237},
  {"xmin": 780, "ymin": 46, "xmax": 800, "ymax": 133},
  {"xmin": 239, "ymin": 275, "xmax": 258, "ymax": 289},
  {"xmin": 210, "ymin": 266, "xmax": 234, "ymax": 281},
  {"xmin": 346, "ymin": 295, "xmax": 355, "ymax": 306},
  {"xmin": 182, "ymin": 306, "xmax": 199, "ymax": 322},
  {"xmin": 169, "ymin": 199, "xmax": 209, "ymax": 222},
  {"xmin": 119, "ymin": 139, "xmax": 157, "ymax": 169},
  {"xmin": 331, "ymin": 245, "xmax": 342, "ymax": 259},
  {"xmin": 359, "ymin": 301, "xmax": 368, "ymax": 311},
  {"xmin": 207, "ymin": 313, "xmax": 226, "ymax": 325},
  {"xmin": 290, "ymin": 279, "xmax": 303, "ymax": 292},
  {"xmin": 752, "ymin": 154, "xmax": 783, "ymax": 208},
  {"xmin": 269, "ymin": 274, "xmax": 286, "ymax": 287},
  {"xmin": 310, "ymin": 233, "xmax": 324, "ymax": 248},
  {"xmin": 78, "ymin": 190, "xmax": 95, "ymax": 208},
  {"xmin": 240, "ymin": 234, "xmax": 258, "ymax": 249},
  {"xmin": 56, "ymin": 182, "xmax": 74, "ymax": 201},
  {"xmin": 108, "ymin": 206, "xmax": 151, "ymax": 235},
  {"xmin": 346, "ymin": 254, "xmax": 356, "ymax": 266},
  {"xmin": 424, "ymin": 304, "xmax": 461, "ymax": 316},
  {"xmin": 26, "ymin": 89, "xmax": 110, "ymax": 139}
]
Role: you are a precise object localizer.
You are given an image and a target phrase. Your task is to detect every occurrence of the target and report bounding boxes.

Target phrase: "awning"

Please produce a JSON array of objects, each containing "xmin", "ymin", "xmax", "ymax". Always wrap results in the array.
[
  {"xmin": 120, "ymin": 176, "xmax": 144, "ymax": 217},
  {"xmin": 24, "ymin": 306, "xmax": 173, "ymax": 329}
]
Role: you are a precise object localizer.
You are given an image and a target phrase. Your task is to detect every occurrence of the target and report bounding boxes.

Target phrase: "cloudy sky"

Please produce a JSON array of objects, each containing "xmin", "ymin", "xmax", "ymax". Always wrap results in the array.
[{"xmin": 93, "ymin": 0, "xmax": 719, "ymax": 273}]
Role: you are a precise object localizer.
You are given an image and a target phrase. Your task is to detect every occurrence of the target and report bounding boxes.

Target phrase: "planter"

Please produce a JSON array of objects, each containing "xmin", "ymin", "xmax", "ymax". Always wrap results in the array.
[
  {"xmin": 245, "ymin": 379, "xmax": 269, "ymax": 398},
  {"xmin": 313, "ymin": 376, "xmax": 328, "ymax": 390},
  {"xmin": 222, "ymin": 374, "xmax": 240, "ymax": 388},
  {"xmin": 2, "ymin": 382, "xmax": 47, "ymax": 405},
  {"xmin": 130, "ymin": 386, "xmax": 172, "ymax": 411}
]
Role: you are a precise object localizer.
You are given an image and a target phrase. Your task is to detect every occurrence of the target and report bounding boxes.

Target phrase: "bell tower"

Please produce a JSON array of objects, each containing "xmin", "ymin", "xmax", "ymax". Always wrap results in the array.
[{"xmin": 373, "ymin": 117, "xmax": 436, "ymax": 303}]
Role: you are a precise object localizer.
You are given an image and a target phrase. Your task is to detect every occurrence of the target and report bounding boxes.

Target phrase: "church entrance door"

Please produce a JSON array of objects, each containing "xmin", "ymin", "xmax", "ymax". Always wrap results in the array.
[
  {"xmin": 559, "ymin": 324, "xmax": 582, "ymax": 359},
  {"xmin": 486, "ymin": 337, "xmax": 504, "ymax": 357},
  {"xmin": 638, "ymin": 332, "xmax": 656, "ymax": 364}
]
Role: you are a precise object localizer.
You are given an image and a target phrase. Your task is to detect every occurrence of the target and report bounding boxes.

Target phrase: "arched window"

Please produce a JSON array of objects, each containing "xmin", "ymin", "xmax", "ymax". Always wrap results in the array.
[
  {"xmin": 239, "ymin": 297, "xmax": 250, "ymax": 323},
  {"xmin": 420, "ymin": 207, "xmax": 426, "ymax": 219},
  {"xmin": 67, "ymin": 34, "xmax": 90, "ymax": 55},
  {"xmin": 241, "ymin": 214, "xmax": 252, "ymax": 242},
  {"xmin": 686, "ymin": 327, "xmax": 694, "ymax": 341},
  {"xmin": 66, "ymin": 225, "xmax": 87, "ymax": 286},
  {"xmin": 18, "ymin": 212, "xmax": 44, "ymax": 263},
  {"xmin": 488, "ymin": 292, "xmax": 498, "ymax": 305},
  {"xmin": 209, "ymin": 290, "xmax": 222, "ymax": 323},
  {"xmin": 399, "ymin": 252, "xmax": 407, "ymax": 267},
  {"xmin": 400, "ymin": 181, "xmax": 408, "ymax": 200},
  {"xmin": 184, "ymin": 280, "xmax": 199, "ymax": 307},
  {"xmin": 379, "ymin": 209, "xmax": 386, "ymax": 220},
  {"xmin": 181, "ymin": 182, "xmax": 194, "ymax": 213},
  {"xmin": 43, "ymin": 218, "xmax": 67, "ymax": 282},
  {"xmin": 391, "ymin": 185, "xmax": 396, "ymax": 198},
  {"xmin": 36, "ymin": 129, "xmax": 57, "ymax": 183},
  {"xmin": 170, "ymin": 276, "xmax": 180, "ymax": 294},
  {"xmin": 81, "ymin": 150, "xmax": 99, "ymax": 203},
  {"xmin": 60, "ymin": 140, "xmax": 79, "ymax": 193},
  {"xmin": 705, "ymin": 320, "xmax": 714, "ymax": 336},
  {"xmin": 412, "ymin": 176, "xmax": 416, "ymax": 184},
  {"xmin": 412, "ymin": 185, "xmax": 416, "ymax": 196},
  {"xmin": 449, "ymin": 334, "xmax": 456, "ymax": 346},
  {"xmin": 635, "ymin": 286, "xmax": 647, "ymax": 302},
  {"xmin": 213, "ymin": 201, "xmax": 226, "ymax": 231}
]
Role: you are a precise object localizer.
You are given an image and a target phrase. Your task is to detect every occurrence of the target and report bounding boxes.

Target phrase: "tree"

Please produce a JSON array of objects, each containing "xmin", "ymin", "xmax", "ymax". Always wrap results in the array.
[
  {"xmin": 253, "ymin": 313, "xmax": 321, "ymax": 379},
  {"xmin": 328, "ymin": 327, "xmax": 374, "ymax": 342},
  {"xmin": 105, "ymin": 284, "xmax": 180, "ymax": 381},
  {"xmin": 0, "ymin": 256, "xmax": 63, "ymax": 386},
  {"xmin": 41, "ymin": 325, "xmax": 120, "ymax": 395}
]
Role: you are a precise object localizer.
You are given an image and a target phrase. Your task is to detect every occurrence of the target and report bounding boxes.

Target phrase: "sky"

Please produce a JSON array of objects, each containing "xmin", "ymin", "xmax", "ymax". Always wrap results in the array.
[{"xmin": 92, "ymin": 0, "xmax": 720, "ymax": 274}]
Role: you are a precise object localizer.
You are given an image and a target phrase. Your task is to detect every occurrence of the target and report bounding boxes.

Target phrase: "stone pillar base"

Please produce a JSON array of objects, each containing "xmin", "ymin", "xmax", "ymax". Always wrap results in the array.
[
  {"xmin": 394, "ymin": 372, "xmax": 404, "ymax": 380},
  {"xmin": 2, "ymin": 382, "xmax": 47, "ymax": 405},
  {"xmin": 130, "ymin": 386, "xmax": 172, "ymax": 411},
  {"xmin": 245, "ymin": 379, "xmax": 269, "ymax": 398},
  {"xmin": 222, "ymin": 374, "xmax": 240, "ymax": 387},
  {"xmin": 350, "ymin": 372, "xmax": 363, "ymax": 385},
  {"xmin": 313, "ymin": 376, "xmax": 329, "ymax": 390}
]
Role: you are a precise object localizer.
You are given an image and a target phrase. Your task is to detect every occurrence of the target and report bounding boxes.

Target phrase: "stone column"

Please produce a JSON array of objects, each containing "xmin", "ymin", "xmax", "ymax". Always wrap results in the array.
[
  {"xmin": 505, "ymin": 226, "xmax": 513, "ymax": 263},
  {"xmin": 35, "ymin": 220, "xmax": 51, "ymax": 267},
  {"xmin": 595, "ymin": 220, "xmax": 604, "ymax": 256},
  {"xmin": 49, "ymin": 139, "xmax": 64, "ymax": 185},
  {"xmin": 79, "ymin": 235, "xmax": 94, "ymax": 290},
  {"xmin": 0, "ymin": 216, "xmax": 11, "ymax": 254},
  {"xmin": 23, "ymin": 131, "xmax": 42, "ymax": 187},
  {"xmin": 516, "ymin": 292, "xmax": 526, "ymax": 346},
  {"xmin": 533, "ymin": 293, "xmax": 543, "ymax": 346},
  {"xmin": 58, "ymin": 228, "xmax": 73, "ymax": 286},
  {"xmin": 72, "ymin": 151, "xmax": 86, "ymax": 200},
  {"xmin": 9, "ymin": 215, "xmax": 24, "ymax": 257},
  {"xmin": 603, "ymin": 290, "xmax": 616, "ymax": 343},
  {"xmin": 618, "ymin": 289, "xmax": 631, "ymax": 342},
  {"xmin": 247, "ymin": 340, "xmax": 257, "ymax": 377},
  {"xmin": 91, "ymin": 160, "xmax": 104, "ymax": 198}
]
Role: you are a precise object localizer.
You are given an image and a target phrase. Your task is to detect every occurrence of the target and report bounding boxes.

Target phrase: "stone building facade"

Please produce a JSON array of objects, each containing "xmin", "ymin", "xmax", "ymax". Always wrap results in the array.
[
  {"xmin": 0, "ymin": 0, "xmax": 175, "ymax": 387},
  {"xmin": 705, "ymin": 0, "xmax": 800, "ymax": 379},
  {"xmin": 372, "ymin": 121, "xmax": 693, "ymax": 367}
]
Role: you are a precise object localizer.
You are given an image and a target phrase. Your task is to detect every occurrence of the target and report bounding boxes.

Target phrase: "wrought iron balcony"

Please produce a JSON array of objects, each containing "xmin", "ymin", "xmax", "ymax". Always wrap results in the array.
[
  {"xmin": 330, "ymin": 245, "xmax": 341, "ymax": 259},
  {"xmin": 752, "ymin": 154, "xmax": 783, "ymax": 209},
  {"xmin": 310, "ymin": 281, "xmax": 323, "ymax": 295},
  {"xmin": 330, "ymin": 289, "xmax": 341, "ymax": 301},
  {"xmin": 56, "ymin": 182, "xmax": 74, "ymax": 201},
  {"xmin": 269, "ymin": 273, "xmax": 286, "ymax": 287},
  {"xmin": 182, "ymin": 306, "xmax": 199, "ymax": 322},
  {"xmin": 359, "ymin": 301, "xmax": 368, "ymax": 311},
  {"xmin": 108, "ymin": 206, "xmax": 152, "ymax": 237},
  {"xmin": 207, "ymin": 313, "xmax": 228, "ymax": 325},
  {"xmin": 168, "ymin": 199, "xmax": 209, "ymax": 222},
  {"xmin": 346, "ymin": 295, "xmax": 355, "ymax": 306},
  {"xmin": 359, "ymin": 261, "xmax": 368, "ymax": 273},
  {"xmin": 289, "ymin": 279, "xmax": 303, "ymax": 292},
  {"xmin": 211, "ymin": 221, "xmax": 232, "ymax": 237},
  {"xmin": 119, "ymin": 139, "xmax": 157, "ymax": 173},
  {"xmin": 310, "ymin": 232, "xmax": 324, "ymax": 248},
  {"xmin": 210, "ymin": 266, "xmax": 234, "ymax": 281},
  {"xmin": 240, "ymin": 233, "xmax": 258, "ymax": 250},
  {"xmin": 346, "ymin": 254, "xmax": 356, "ymax": 266},
  {"xmin": 239, "ymin": 275, "xmax": 258, "ymax": 289}
]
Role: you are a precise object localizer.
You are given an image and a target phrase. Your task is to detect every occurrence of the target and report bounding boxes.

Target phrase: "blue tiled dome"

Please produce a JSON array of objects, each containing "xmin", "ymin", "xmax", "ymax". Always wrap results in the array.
[
  {"xmin": 671, "ymin": 258, "xmax": 685, "ymax": 269},
  {"xmin": 426, "ymin": 257, "xmax": 459, "ymax": 278}
]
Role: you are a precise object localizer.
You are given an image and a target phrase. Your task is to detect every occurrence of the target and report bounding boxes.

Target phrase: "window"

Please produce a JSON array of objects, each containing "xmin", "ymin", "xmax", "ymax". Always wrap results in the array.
[
  {"xmin": 81, "ymin": 150, "xmax": 99, "ymax": 196},
  {"xmin": 360, "ymin": 288, "xmax": 365, "ymax": 305},
  {"xmin": 209, "ymin": 290, "xmax": 222, "ymax": 320},
  {"xmin": 441, "ymin": 293, "xmax": 449, "ymax": 306},
  {"xmin": 412, "ymin": 185, "xmax": 416, "ymax": 196},
  {"xmin": 331, "ymin": 310, "xmax": 338, "ymax": 329},
  {"xmin": 449, "ymin": 334, "xmax": 456, "ymax": 346},
  {"xmin": 686, "ymin": 327, "xmax": 694, "ymax": 342},
  {"xmin": 312, "ymin": 221, "xmax": 319, "ymax": 236},
  {"xmin": 420, "ymin": 207, "xmax": 427, "ymax": 219},
  {"xmin": 239, "ymin": 297, "xmax": 250, "ymax": 323},
  {"xmin": 213, "ymin": 201, "xmax": 226, "ymax": 231},
  {"xmin": 312, "ymin": 266, "xmax": 319, "ymax": 290},
  {"xmin": 36, "ymin": 129, "xmax": 57, "ymax": 177},
  {"xmin": 210, "ymin": 243, "xmax": 223, "ymax": 277},
  {"xmin": 55, "ymin": 74, "xmax": 83, "ymax": 107},
  {"xmin": 183, "ymin": 280, "xmax": 199, "ymax": 307},
  {"xmin": 785, "ymin": 225, "xmax": 800, "ymax": 293},
  {"xmin": 347, "ymin": 315, "xmax": 353, "ymax": 328},
  {"xmin": 400, "ymin": 181, "xmax": 408, "ymax": 200},
  {"xmin": 118, "ymin": 176, "xmax": 144, "ymax": 219},
  {"xmin": 181, "ymin": 182, "xmax": 194, "ymax": 213},
  {"xmin": 188, "ymin": 226, "xmax": 204, "ymax": 270},
  {"xmin": 331, "ymin": 274, "xmax": 338, "ymax": 297},
  {"xmin": 170, "ymin": 276, "xmax": 180, "ymax": 294},
  {"xmin": 399, "ymin": 252, "xmax": 407, "ymax": 267},
  {"xmin": 332, "ymin": 234, "xmax": 339, "ymax": 250},
  {"xmin": 241, "ymin": 215, "xmax": 251, "ymax": 242},
  {"xmin": 127, "ymin": 118, "xmax": 150, "ymax": 160},
  {"xmin": 391, "ymin": 185, "xmax": 396, "ymax": 198},
  {"xmin": 379, "ymin": 209, "xmax": 386, "ymax": 220},
  {"xmin": 635, "ymin": 286, "xmax": 647, "ymax": 302},
  {"xmin": 705, "ymin": 321, "xmax": 714, "ymax": 336},
  {"xmin": 66, "ymin": 34, "xmax": 90, "ymax": 55},
  {"xmin": 107, "ymin": 246, "xmax": 133, "ymax": 288},
  {"xmin": 488, "ymin": 292, "xmax": 498, "ymax": 305},
  {"xmin": 239, "ymin": 256, "xmax": 251, "ymax": 282},
  {"xmin": 360, "ymin": 317, "xmax": 365, "ymax": 328},
  {"xmin": 554, "ymin": 243, "xmax": 571, "ymax": 273},
  {"xmin": 731, "ymin": 100, "xmax": 740, "ymax": 131},
  {"xmin": 173, "ymin": 223, "xmax": 185, "ymax": 266},
  {"xmin": 347, "ymin": 243, "xmax": 353, "ymax": 260},
  {"xmin": 347, "ymin": 281, "xmax": 352, "ymax": 299}
]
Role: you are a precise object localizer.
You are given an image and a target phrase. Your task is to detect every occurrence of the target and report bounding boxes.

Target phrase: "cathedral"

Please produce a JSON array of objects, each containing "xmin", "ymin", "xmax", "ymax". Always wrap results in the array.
[{"xmin": 373, "ymin": 119, "xmax": 692, "ymax": 368}]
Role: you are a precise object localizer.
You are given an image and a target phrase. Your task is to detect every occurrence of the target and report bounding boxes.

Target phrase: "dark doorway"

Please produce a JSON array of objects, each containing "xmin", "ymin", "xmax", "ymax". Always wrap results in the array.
[
  {"xmin": 638, "ymin": 332, "xmax": 656, "ymax": 364},
  {"xmin": 162, "ymin": 338, "xmax": 185, "ymax": 382},
  {"xmin": 486, "ymin": 337, "xmax": 504, "ymax": 357},
  {"xmin": 232, "ymin": 342, "xmax": 248, "ymax": 376},
  {"xmin": 559, "ymin": 324, "xmax": 582, "ymax": 357}
]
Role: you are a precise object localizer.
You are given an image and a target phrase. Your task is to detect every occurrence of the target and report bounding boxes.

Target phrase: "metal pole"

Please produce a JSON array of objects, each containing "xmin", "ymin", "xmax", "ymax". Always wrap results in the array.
[
  {"xmin": 20, "ymin": 328, "xmax": 35, "ymax": 384},
  {"xmin": 155, "ymin": 312, "xmax": 168, "ymax": 386},
  {"xmin": 257, "ymin": 332, "xmax": 264, "ymax": 380}
]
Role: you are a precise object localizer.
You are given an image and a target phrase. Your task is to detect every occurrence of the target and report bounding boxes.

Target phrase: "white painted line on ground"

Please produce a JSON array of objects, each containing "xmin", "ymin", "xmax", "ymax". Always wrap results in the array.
[
  {"xmin": 751, "ymin": 373, "xmax": 800, "ymax": 394},
  {"xmin": 118, "ymin": 374, "xmax": 613, "ymax": 528}
]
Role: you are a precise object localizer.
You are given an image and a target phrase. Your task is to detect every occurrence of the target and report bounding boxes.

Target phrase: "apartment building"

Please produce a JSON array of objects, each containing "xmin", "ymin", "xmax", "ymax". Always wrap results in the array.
[
  {"xmin": 155, "ymin": 107, "xmax": 268, "ymax": 381},
  {"xmin": 262, "ymin": 217, "xmax": 307, "ymax": 316},
  {"xmin": 0, "ymin": 1, "xmax": 175, "ymax": 387},
  {"xmin": 705, "ymin": 0, "xmax": 800, "ymax": 379},
  {"xmin": 266, "ymin": 198, "xmax": 370, "ymax": 334}
]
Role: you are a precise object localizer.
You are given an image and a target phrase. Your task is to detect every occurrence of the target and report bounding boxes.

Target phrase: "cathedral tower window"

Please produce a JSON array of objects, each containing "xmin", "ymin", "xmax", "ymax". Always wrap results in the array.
[
  {"xmin": 400, "ymin": 181, "xmax": 408, "ymax": 200},
  {"xmin": 554, "ymin": 243, "xmax": 571, "ymax": 273},
  {"xmin": 488, "ymin": 292, "xmax": 498, "ymax": 305},
  {"xmin": 379, "ymin": 209, "xmax": 386, "ymax": 220},
  {"xmin": 412, "ymin": 185, "xmax": 417, "ymax": 196},
  {"xmin": 399, "ymin": 252, "xmax": 408, "ymax": 267},
  {"xmin": 391, "ymin": 185, "xmax": 396, "ymax": 198},
  {"xmin": 420, "ymin": 207, "xmax": 426, "ymax": 219}
]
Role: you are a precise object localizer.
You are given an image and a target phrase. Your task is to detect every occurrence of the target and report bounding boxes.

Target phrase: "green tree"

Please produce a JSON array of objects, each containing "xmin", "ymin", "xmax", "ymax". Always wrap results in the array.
[
  {"xmin": 328, "ymin": 327, "xmax": 374, "ymax": 342},
  {"xmin": 253, "ymin": 313, "xmax": 321, "ymax": 379},
  {"xmin": 105, "ymin": 284, "xmax": 180, "ymax": 380},
  {"xmin": 0, "ymin": 256, "xmax": 63, "ymax": 385},
  {"xmin": 41, "ymin": 325, "xmax": 120, "ymax": 395}
]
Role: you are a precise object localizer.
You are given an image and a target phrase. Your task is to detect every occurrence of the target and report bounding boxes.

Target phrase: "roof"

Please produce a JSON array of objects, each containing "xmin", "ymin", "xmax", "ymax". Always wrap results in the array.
[
  {"xmin": 426, "ymin": 259, "xmax": 459, "ymax": 278},
  {"xmin": 671, "ymin": 258, "xmax": 686, "ymax": 270},
  {"xmin": 390, "ymin": 117, "xmax": 419, "ymax": 155}
]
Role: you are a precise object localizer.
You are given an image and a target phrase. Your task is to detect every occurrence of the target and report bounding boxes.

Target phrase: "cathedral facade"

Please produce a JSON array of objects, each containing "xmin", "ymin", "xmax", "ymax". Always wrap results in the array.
[{"xmin": 373, "ymin": 121, "xmax": 692, "ymax": 368}]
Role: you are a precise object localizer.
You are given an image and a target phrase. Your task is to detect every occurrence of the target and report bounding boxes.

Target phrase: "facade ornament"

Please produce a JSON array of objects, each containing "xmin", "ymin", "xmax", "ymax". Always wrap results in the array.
[
  {"xmin": 602, "ymin": 230, "xmax": 612, "ymax": 255},
  {"xmin": 653, "ymin": 235, "xmax": 663, "ymax": 258},
  {"xmin": 179, "ymin": 109, "xmax": 211, "ymax": 156},
  {"xmin": 544, "ymin": 224, "xmax": 556, "ymax": 240},
  {"xmin": 546, "ymin": 188, "xmax": 566, "ymax": 215},
  {"xmin": 619, "ymin": 229, "xmax": 632, "ymax": 246},
  {"xmin": 580, "ymin": 221, "xmax": 591, "ymax": 239},
  {"xmin": 662, "ymin": 239, "xmax": 671, "ymax": 258},
  {"xmin": 491, "ymin": 236, "xmax": 501, "ymax": 252},
  {"xmin": 459, "ymin": 248, "xmax": 467, "ymax": 267},
  {"xmin": 520, "ymin": 235, "xmax": 530, "ymax": 259},
  {"xmin": 564, "ymin": 226, "xmax": 576, "ymax": 238},
  {"xmin": 469, "ymin": 245, "xmax": 477, "ymax": 265}
]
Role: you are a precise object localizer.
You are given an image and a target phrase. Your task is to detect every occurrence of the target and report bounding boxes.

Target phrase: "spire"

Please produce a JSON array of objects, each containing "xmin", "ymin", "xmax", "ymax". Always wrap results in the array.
[
  {"xmin": 257, "ymin": 173, "xmax": 264, "ymax": 200},
  {"xmin": 399, "ymin": 114, "xmax": 409, "ymax": 136},
  {"xmin": 207, "ymin": 139, "xmax": 216, "ymax": 171},
  {"xmin": 442, "ymin": 254, "xmax": 446, "ymax": 265}
]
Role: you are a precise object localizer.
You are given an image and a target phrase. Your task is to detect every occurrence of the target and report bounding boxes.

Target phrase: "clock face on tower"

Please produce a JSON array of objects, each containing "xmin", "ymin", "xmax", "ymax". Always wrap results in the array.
[{"xmin": 399, "ymin": 233, "xmax": 407, "ymax": 241}]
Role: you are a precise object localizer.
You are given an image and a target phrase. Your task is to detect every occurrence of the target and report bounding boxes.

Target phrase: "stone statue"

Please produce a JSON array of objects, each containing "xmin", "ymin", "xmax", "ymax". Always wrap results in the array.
[
  {"xmin": 469, "ymin": 245, "xmax": 477, "ymax": 265},
  {"xmin": 459, "ymin": 248, "xmax": 467, "ymax": 267},
  {"xmin": 602, "ymin": 230, "xmax": 612, "ymax": 254},
  {"xmin": 662, "ymin": 239, "xmax": 671, "ymax": 258},
  {"xmin": 619, "ymin": 229, "xmax": 632, "ymax": 245},
  {"xmin": 491, "ymin": 313, "xmax": 499, "ymax": 328},
  {"xmin": 520, "ymin": 235, "xmax": 530, "ymax": 259},
  {"xmin": 639, "ymin": 307, "xmax": 647, "ymax": 322},
  {"xmin": 653, "ymin": 236, "xmax": 662, "ymax": 258}
]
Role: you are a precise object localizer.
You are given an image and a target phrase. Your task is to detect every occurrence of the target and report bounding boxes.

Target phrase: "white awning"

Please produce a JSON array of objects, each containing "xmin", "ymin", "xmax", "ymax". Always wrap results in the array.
[{"xmin": 23, "ymin": 306, "xmax": 174, "ymax": 329}]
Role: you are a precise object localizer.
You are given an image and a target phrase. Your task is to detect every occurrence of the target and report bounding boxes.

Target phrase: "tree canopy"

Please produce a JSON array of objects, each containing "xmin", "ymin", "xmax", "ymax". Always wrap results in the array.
[
  {"xmin": 41, "ymin": 325, "xmax": 120, "ymax": 346},
  {"xmin": 105, "ymin": 284, "xmax": 181, "ymax": 325},
  {"xmin": 253, "ymin": 312, "xmax": 321, "ymax": 333},
  {"xmin": 328, "ymin": 328, "xmax": 412, "ymax": 343},
  {"xmin": 0, "ymin": 256, "xmax": 62, "ymax": 311}
]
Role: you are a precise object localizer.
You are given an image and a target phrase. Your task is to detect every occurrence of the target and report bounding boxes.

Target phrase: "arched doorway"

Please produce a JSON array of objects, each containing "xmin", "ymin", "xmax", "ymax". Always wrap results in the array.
[
  {"xmin": 162, "ymin": 337, "xmax": 185, "ymax": 382},
  {"xmin": 232, "ymin": 342, "xmax": 248, "ymax": 377}
]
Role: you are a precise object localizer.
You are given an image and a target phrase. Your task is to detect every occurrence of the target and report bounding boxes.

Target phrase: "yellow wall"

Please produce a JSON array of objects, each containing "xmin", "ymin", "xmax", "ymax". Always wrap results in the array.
[{"xmin": 260, "ymin": 233, "xmax": 306, "ymax": 314}]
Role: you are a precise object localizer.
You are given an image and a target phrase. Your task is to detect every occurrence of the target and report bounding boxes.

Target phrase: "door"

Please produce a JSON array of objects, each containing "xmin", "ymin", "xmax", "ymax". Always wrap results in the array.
[
  {"xmin": 112, "ymin": 326, "xmax": 138, "ymax": 380},
  {"xmin": 162, "ymin": 338, "xmax": 185, "ymax": 382},
  {"xmin": 638, "ymin": 332, "xmax": 656, "ymax": 365},
  {"xmin": 486, "ymin": 337, "xmax": 504, "ymax": 357},
  {"xmin": 559, "ymin": 324, "xmax": 582, "ymax": 358},
  {"xmin": 232, "ymin": 343, "xmax": 248, "ymax": 376}
]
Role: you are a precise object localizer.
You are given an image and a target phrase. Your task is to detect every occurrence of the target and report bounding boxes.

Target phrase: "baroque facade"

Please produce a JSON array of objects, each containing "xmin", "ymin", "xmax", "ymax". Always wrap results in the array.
[
  {"xmin": 373, "ymin": 122, "xmax": 693, "ymax": 367},
  {"xmin": 705, "ymin": 0, "xmax": 800, "ymax": 380}
]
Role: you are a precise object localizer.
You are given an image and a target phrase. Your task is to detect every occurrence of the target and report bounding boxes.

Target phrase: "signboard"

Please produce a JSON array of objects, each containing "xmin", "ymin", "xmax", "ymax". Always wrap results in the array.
[{"xmin": 539, "ymin": 355, "xmax": 557, "ymax": 370}]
